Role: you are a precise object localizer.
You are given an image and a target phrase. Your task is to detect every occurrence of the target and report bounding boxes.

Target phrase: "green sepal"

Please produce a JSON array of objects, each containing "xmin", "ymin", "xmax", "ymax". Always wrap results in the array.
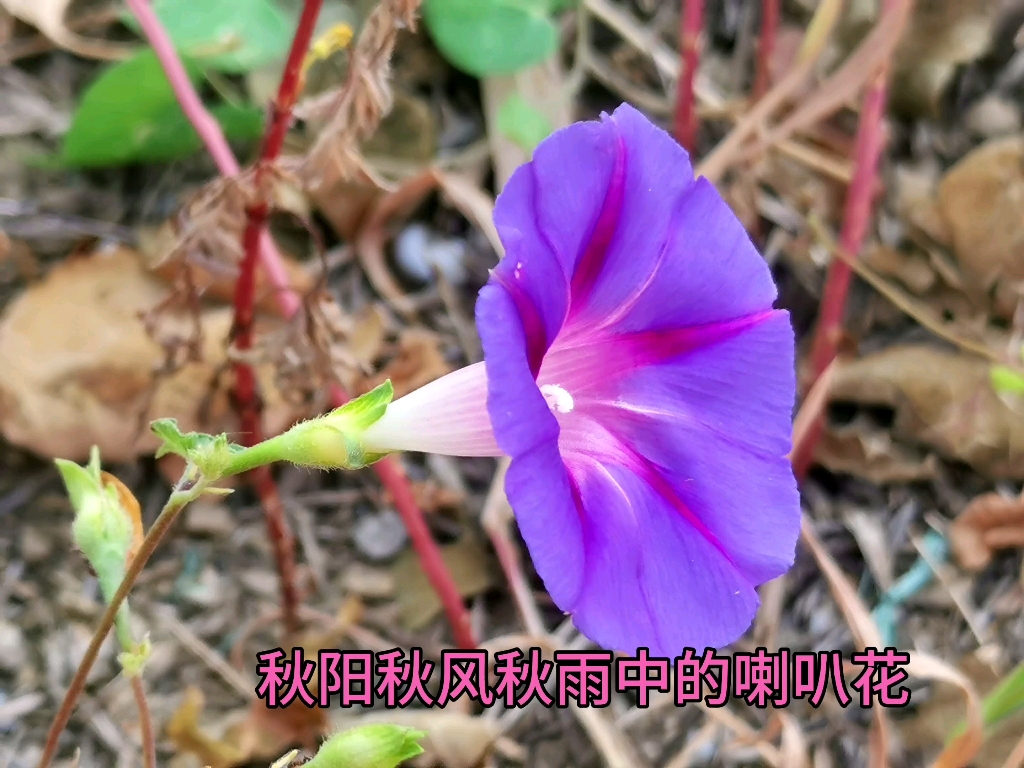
[
  {"xmin": 119, "ymin": 634, "xmax": 153, "ymax": 678},
  {"xmin": 223, "ymin": 381, "xmax": 396, "ymax": 474},
  {"xmin": 151, "ymin": 419, "xmax": 245, "ymax": 480}
]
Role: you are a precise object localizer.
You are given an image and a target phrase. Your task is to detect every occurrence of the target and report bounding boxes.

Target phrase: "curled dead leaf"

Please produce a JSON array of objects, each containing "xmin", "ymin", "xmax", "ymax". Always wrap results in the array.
[
  {"xmin": 0, "ymin": 0, "xmax": 134, "ymax": 59},
  {"xmin": 0, "ymin": 245, "xmax": 302, "ymax": 463},
  {"xmin": 822, "ymin": 346, "xmax": 1024, "ymax": 479},
  {"xmin": 938, "ymin": 137, "xmax": 1024, "ymax": 320},
  {"xmin": 166, "ymin": 686, "xmax": 247, "ymax": 768},
  {"xmin": 137, "ymin": 221, "xmax": 314, "ymax": 318},
  {"xmin": 890, "ymin": 0, "xmax": 1003, "ymax": 117},
  {"xmin": 99, "ymin": 471, "xmax": 144, "ymax": 563},
  {"xmin": 950, "ymin": 492, "xmax": 1024, "ymax": 571}
]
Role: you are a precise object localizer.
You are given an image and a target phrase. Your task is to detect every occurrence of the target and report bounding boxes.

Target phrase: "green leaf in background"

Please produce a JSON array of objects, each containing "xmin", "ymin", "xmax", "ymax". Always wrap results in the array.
[
  {"xmin": 122, "ymin": 0, "xmax": 293, "ymax": 73},
  {"xmin": 497, "ymin": 93, "xmax": 553, "ymax": 154},
  {"xmin": 131, "ymin": 102, "xmax": 265, "ymax": 164},
  {"xmin": 980, "ymin": 661, "xmax": 1024, "ymax": 729},
  {"xmin": 990, "ymin": 364, "xmax": 1024, "ymax": 395},
  {"xmin": 422, "ymin": 0, "xmax": 558, "ymax": 77},
  {"xmin": 61, "ymin": 48, "xmax": 264, "ymax": 168},
  {"xmin": 951, "ymin": 661, "xmax": 1024, "ymax": 742}
]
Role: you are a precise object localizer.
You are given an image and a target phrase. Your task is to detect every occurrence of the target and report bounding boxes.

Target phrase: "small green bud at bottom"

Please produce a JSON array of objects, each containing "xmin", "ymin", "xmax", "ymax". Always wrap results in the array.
[{"xmin": 304, "ymin": 724, "xmax": 426, "ymax": 768}]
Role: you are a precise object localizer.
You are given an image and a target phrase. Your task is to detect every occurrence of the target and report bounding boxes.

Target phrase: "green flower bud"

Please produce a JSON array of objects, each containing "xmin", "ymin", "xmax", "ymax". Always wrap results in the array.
[
  {"xmin": 118, "ymin": 634, "xmax": 152, "ymax": 678},
  {"xmin": 304, "ymin": 724, "xmax": 426, "ymax": 768},
  {"xmin": 56, "ymin": 447, "xmax": 143, "ymax": 650},
  {"xmin": 222, "ymin": 381, "xmax": 395, "ymax": 475}
]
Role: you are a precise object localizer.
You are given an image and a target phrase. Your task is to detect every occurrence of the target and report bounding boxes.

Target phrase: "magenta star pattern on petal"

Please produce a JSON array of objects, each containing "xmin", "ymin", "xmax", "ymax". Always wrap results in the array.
[{"xmin": 474, "ymin": 103, "xmax": 800, "ymax": 657}]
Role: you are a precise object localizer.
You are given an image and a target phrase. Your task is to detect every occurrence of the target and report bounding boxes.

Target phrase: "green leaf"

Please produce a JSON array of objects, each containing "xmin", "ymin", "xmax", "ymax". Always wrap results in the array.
[
  {"xmin": 304, "ymin": 725, "xmax": 426, "ymax": 768},
  {"xmin": 422, "ymin": 0, "xmax": 558, "ymax": 76},
  {"xmin": 982, "ymin": 661, "xmax": 1024, "ymax": 728},
  {"xmin": 130, "ymin": 102, "xmax": 265, "ymax": 164},
  {"xmin": 122, "ymin": 0, "xmax": 293, "ymax": 73},
  {"xmin": 990, "ymin": 364, "xmax": 1024, "ymax": 395},
  {"xmin": 497, "ymin": 93, "xmax": 553, "ymax": 154},
  {"xmin": 951, "ymin": 660, "xmax": 1024, "ymax": 742},
  {"xmin": 60, "ymin": 48, "xmax": 265, "ymax": 168}
]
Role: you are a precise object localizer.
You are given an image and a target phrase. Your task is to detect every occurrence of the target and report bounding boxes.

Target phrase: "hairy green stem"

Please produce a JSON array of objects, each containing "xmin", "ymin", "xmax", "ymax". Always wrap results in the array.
[{"xmin": 37, "ymin": 473, "xmax": 209, "ymax": 768}]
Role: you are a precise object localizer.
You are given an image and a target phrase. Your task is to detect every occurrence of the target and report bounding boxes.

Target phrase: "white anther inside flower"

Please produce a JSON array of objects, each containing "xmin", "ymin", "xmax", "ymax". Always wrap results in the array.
[{"xmin": 541, "ymin": 384, "xmax": 574, "ymax": 414}]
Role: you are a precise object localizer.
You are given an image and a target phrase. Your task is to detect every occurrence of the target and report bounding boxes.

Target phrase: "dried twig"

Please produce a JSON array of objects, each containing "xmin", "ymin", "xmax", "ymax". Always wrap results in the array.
[{"xmin": 297, "ymin": 0, "xmax": 421, "ymax": 187}]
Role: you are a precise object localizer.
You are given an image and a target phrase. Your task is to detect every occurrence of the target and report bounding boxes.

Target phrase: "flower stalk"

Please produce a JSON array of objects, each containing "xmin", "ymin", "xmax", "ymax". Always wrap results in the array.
[{"xmin": 38, "ymin": 469, "xmax": 212, "ymax": 768}]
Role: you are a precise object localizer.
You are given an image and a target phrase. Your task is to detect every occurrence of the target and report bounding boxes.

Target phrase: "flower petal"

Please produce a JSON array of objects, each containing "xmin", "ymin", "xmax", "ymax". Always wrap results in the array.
[
  {"xmin": 602, "ymin": 313, "xmax": 800, "ymax": 584},
  {"xmin": 567, "ymin": 103, "xmax": 700, "ymax": 327},
  {"xmin": 567, "ymin": 459, "xmax": 760, "ymax": 656},
  {"xmin": 506, "ymin": 440, "xmax": 586, "ymax": 609},
  {"xmin": 605, "ymin": 176, "xmax": 780, "ymax": 334}
]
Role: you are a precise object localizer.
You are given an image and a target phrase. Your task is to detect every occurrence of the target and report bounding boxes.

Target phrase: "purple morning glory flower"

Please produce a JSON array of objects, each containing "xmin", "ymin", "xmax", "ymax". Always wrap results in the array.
[{"xmin": 361, "ymin": 103, "xmax": 800, "ymax": 656}]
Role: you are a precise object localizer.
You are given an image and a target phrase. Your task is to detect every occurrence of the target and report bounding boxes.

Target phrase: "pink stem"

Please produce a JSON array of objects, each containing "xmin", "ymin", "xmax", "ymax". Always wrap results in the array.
[
  {"xmin": 674, "ymin": 0, "xmax": 705, "ymax": 152},
  {"xmin": 752, "ymin": 0, "xmax": 779, "ymax": 101},
  {"xmin": 125, "ymin": 0, "xmax": 298, "ymax": 317},
  {"xmin": 123, "ymin": 0, "xmax": 474, "ymax": 647},
  {"xmin": 792, "ymin": 12, "xmax": 894, "ymax": 480}
]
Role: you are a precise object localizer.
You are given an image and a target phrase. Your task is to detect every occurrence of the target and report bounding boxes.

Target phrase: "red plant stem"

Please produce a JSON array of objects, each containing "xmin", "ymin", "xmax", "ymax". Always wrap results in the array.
[
  {"xmin": 674, "ymin": 0, "xmax": 705, "ymax": 152},
  {"xmin": 791, "ymin": 65, "xmax": 891, "ymax": 480},
  {"xmin": 125, "ymin": 0, "xmax": 474, "ymax": 649},
  {"xmin": 752, "ymin": 0, "xmax": 779, "ymax": 101},
  {"xmin": 230, "ymin": 0, "xmax": 325, "ymax": 637},
  {"xmin": 327, "ymin": 382, "xmax": 476, "ymax": 648},
  {"xmin": 131, "ymin": 676, "xmax": 156, "ymax": 768}
]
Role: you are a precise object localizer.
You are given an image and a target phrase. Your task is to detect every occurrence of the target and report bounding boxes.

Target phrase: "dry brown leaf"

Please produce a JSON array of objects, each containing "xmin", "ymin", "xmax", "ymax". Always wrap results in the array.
[
  {"xmin": 331, "ymin": 711, "xmax": 500, "ymax": 768},
  {"xmin": 949, "ymin": 492, "xmax": 1024, "ymax": 571},
  {"xmin": 0, "ymin": 0, "xmax": 133, "ymax": 59},
  {"xmin": 167, "ymin": 685, "xmax": 327, "ymax": 768},
  {"xmin": 348, "ymin": 303, "xmax": 387, "ymax": 364},
  {"xmin": 0, "ymin": 245, "xmax": 301, "ymax": 462},
  {"xmin": 165, "ymin": 686, "xmax": 248, "ymax": 768},
  {"xmin": 822, "ymin": 345, "xmax": 1024, "ymax": 478},
  {"xmin": 817, "ymin": 427, "xmax": 941, "ymax": 483},
  {"xmin": 407, "ymin": 479, "xmax": 465, "ymax": 515},
  {"xmin": 393, "ymin": 531, "xmax": 498, "ymax": 631},
  {"xmin": 938, "ymin": 137, "xmax": 1024, "ymax": 320},
  {"xmin": 359, "ymin": 329, "xmax": 451, "ymax": 399},
  {"xmin": 137, "ymin": 221, "xmax": 315, "ymax": 318},
  {"xmin": 864, "ymin": 244, "xmax": 938, "ymax": 295},
  {"xmin": 99, "ymin": 471, "xmax": 144, "ymax": 563},
  {"xmin": 890, "ymin": 0, "xmax": 1003, "ymax": 117}
]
